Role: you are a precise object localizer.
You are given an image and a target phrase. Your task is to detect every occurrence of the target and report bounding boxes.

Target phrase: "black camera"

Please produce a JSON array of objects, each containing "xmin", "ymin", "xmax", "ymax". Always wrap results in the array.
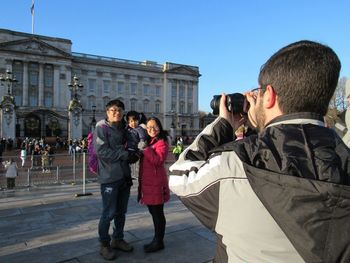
[{"xmin": 210, "ymin": 93, "xmax": 247, "ymax": 115}]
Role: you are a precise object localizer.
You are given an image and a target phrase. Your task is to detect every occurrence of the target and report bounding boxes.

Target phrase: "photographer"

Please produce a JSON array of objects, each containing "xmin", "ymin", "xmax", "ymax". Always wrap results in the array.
[{"xmin": 169, "ymin": 40, "xmax": 350, "ymax": 262}]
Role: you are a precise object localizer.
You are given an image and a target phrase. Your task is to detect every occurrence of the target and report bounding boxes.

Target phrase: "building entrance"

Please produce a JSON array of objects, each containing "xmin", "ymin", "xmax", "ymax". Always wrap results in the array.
[{"xmin": 24, "ymin": 114, "xmax": 41, "ymax": 138}]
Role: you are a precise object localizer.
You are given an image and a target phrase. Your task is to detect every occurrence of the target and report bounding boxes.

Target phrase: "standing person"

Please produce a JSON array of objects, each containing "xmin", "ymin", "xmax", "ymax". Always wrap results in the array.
[
  {"xmin": 172, "ymin": 136, "xmax": 184, "ymax": 160},
  {"xmin": 169, "ymin": 41, "xmax": 350, "ymax": 262},
  {"xmin": 4, "ymin": 158, "xmax": 18, "ymax": 189},
  {"xmin": 20, "ymin": 146, "xmax": 27, "ymax": 167},
  {"xmin": 94, "ymin": 99, "xmax": 139, "ymax": 261},
  {"xmin": 31, "ymin": 144, "xmax": 41, "ymax": 168},
  {"xmin": 138, "ymin": 117, "xmax": 170, "ymax": 253},
  {"xmin": 41, "ymin": 146, "xmax": 50, "ymax": 173}
]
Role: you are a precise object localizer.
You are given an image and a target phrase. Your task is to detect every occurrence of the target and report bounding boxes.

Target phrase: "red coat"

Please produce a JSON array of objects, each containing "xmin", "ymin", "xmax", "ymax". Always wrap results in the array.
[{"xmin": 138, "ymin": 137, "xmax": 170, "ymax": 205}]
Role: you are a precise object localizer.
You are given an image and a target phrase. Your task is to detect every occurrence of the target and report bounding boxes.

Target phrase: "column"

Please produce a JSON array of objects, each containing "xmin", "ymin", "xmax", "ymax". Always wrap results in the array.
[
  {"xmin": 23, "ymin": 62, "xmax": 29, "ymax": 106},
  {"xmin": 38, "ymin": 63, "xmax": 44, "ymax": 106},
  {"xmin": 66, "ymin": 68, "xmax": 72, "ymax": 108},
  {"xmin": 53, "ymin": 65, "xmax": 60, "ymax": 107}
]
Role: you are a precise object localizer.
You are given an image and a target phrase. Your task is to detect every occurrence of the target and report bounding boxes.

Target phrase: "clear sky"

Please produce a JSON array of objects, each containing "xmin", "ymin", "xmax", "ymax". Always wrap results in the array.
[{"xmin": 0, "ymin": 0, "xmax": 349, "ymax": 113}]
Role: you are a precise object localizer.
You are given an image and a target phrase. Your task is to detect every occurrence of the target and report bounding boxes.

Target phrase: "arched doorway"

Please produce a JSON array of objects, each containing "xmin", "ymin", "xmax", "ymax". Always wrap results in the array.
[{"xmin": 24, "ymin": 114, "xmax": 41, "ymax": 138}]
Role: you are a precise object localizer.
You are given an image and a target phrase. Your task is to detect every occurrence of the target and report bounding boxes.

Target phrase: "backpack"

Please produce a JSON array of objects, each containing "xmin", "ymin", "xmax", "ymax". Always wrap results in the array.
[
  {"xmin": 87, "ymin": 125, "xmax": 109, "ymax": 174},
  {"xmin": 87, "ymin": 132, "xmax": 98, "ymax": 174}
]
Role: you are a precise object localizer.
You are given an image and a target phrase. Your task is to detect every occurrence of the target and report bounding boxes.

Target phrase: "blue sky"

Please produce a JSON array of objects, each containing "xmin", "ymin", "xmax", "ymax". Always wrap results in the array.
[{"xmin": 0, "ymin": 1, "xmax": 349, "ymax": 112}]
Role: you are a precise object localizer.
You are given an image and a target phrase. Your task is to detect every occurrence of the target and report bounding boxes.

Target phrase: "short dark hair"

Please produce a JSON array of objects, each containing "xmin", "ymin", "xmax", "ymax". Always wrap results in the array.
[
  {"xmin": 126, "ymin": 110, "xmax": 140, "ymax": 121},
  {"xmin": 258, "ymin": 40, "xmax": 341, "ymax": 115},
  {"xmin": 105, "ymin": 99, "xmax": 125, "ymax": 110}
]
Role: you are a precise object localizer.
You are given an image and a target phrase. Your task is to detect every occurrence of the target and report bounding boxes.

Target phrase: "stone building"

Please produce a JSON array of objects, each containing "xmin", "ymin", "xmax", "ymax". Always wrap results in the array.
[{"xmin": 0, "ymin": 28, "xmax": 200, "ymax": 140}]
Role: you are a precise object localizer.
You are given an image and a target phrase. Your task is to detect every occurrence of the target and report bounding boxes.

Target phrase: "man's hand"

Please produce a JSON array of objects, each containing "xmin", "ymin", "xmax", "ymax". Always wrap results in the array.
[
  {"xmin": 219, "ymin": 93, "xmax": 246, "ymax": 130},
  {"xmin": 244, "ymin": 91, "xmax": 258, "ymax": 128}
]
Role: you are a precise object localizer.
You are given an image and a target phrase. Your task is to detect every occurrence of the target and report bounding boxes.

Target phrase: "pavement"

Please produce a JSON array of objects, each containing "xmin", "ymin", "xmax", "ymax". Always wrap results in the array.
[{"xmin": 0, "ymin": 179, "xmax": 216, "ymax": 263}]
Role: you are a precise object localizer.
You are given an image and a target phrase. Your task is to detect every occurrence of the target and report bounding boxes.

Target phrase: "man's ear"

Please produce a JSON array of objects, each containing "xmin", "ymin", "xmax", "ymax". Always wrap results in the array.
[{"xmin": 264, "ymin": 85, "xmax": 277, "ymax": 109}]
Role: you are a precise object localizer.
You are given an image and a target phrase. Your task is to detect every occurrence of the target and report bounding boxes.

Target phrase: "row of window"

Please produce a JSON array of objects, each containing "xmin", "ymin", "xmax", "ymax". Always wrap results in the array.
[
  {"xmin": 12, "ymin": 61, "xmax": 54, "ymax": 107},
  {"xmin": 86, "ymin": 95, "xmax": 193, "ymax": 115},
  {"xmin": 87, "ymin": 79, "xmax": 162, "ymax": 97},
  {"xmin": 171, "ymin": 83, "xmax": 194, "ymax": 99}
]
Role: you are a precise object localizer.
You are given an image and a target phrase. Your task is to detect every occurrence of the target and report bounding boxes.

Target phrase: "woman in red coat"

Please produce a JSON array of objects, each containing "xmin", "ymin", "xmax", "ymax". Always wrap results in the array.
[{"xmin": 138, "ymin": 116, "xmax": 170, "ymax": 253}]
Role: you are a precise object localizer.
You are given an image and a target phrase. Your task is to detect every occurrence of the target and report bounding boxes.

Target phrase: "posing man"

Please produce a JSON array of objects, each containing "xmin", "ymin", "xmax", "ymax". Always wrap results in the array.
[
  {"xmin": 169, "ymin": 41, "xmax": 350, "ymax": 262},
  {"xmin": 94, "ymin": 99, "xmax": 138, "ymax": 260}
]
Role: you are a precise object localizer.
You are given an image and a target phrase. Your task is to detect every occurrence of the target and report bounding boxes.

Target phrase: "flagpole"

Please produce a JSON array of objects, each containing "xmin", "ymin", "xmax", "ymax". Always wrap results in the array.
[{"xmin": 31, "ymin": 0, "xmax": 34, "ymax": 34}]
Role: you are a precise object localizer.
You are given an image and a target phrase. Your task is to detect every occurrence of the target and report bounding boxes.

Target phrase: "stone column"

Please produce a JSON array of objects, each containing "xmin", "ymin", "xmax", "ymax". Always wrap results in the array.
[
  {"xmin": 53, "ymin": 65, "xmax": 60, "ymax": 107},
  {"xmin": 23, "ymin": 61, "xmax": 29, "ymax": 106},
  {"xmin": 38, "ymin": 63, "xmax": 44, "ymax": 106}
]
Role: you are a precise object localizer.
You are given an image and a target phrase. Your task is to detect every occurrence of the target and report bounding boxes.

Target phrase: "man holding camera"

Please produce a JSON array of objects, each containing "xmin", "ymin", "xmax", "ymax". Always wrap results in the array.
[{"xmin": 169, "ymin": 40, "xmax": 350, "ymax": 262}]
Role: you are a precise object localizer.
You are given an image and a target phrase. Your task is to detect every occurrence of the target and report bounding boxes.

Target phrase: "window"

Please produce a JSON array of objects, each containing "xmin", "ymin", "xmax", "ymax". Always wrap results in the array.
[
  {"xmin": 188, "ymin": 85, "xmax": 193, "ymax": 99},
  {"xmin": 171, "ymin": 83, "xmax": 177, "ymax": 98},
  {"xmin": 44, "ymin": 93, "xmax": 53, "ymax": 107},
  {"xmin": 103, "ymin": 96, "xmax": 110, "ymax": 108},
  {"xmin": 155, "ymin": 86, "xmax": 161, "ymax": 97},
  {"xmin": 143, "ymin": 100, "xmax": 149, "ymax": 112},
  {"xmin": 180, "ymin": 102, "xmax": 185, "ymax": 114},
  {"xmin": 88, "ymin": 96, "xmax": 96, "ymax": 109},
  {"xmin": 188, "ymin": 103, "xmax": 192, "ymax": 114},
  {"xmin": 44, "ymin": 64, "xmax": 53, "ymax": 107},
  {"xmin": 28, "ymin": 63, "xmax": 39, "ymax": 106},
  {"xmin": 103, "ymin": 80, "xmax": 110, "ymax": 93},
  {"xmin": 117, "ymin": 81, "xmax": 124, "ymax": 94},
  {"xmin": 143, "ymin": 84, "xmax": 149, "ymax": 96},
  {"xmin": 29, "ymin": 90, "xmax": 38, "ymax": 106},
  {"xmin": 29, "ymin": 63, "xmax": 39, "ymax": 86},
  {"xmin": 171, "ymin": 102, "xmax": 176, "ymax": 111},
  {"xmin": 179, "ymin": 84, "xmax": 185, "ymax": 99},
  {"xmin": 130, "ymin": 83, "xmax": 137, "ymax": 95},
  {"xmin": 88, "ymin": 79, "xmax": 96, "ymax": 93},
  {"xmin": 44, "ymin": 65, "xmax": 53, "ymax": 87},
  {"xmin": 155, "ymin": 102, "xmax": 160, "ymax": 113},
  {"xmin": 130, "ymin": 99, "xmax": 137, "ymax": 111},
  {"xmin": 12, "ymin": 61, "xmax": 23, "ymax": 106}
]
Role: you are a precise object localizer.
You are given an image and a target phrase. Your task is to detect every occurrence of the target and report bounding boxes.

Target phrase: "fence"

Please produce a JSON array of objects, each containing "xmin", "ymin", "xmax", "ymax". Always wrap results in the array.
[
  {"xmin": 0, "ymin": 152, "xmax": 97, "ymax": 189},
  {"xmin": 0, "ymin": 150, "xmax": 176, "ymax": 189}
]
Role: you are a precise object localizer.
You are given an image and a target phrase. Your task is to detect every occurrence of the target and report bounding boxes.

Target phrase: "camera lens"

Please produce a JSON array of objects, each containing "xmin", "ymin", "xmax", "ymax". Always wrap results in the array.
[
  {"xmin": 210, "ymin": 95, "xmax": 221, "ymax": 115},
  {"xmin": 210, "ymin": 93, "xmax": 247, "ymax": 115}
]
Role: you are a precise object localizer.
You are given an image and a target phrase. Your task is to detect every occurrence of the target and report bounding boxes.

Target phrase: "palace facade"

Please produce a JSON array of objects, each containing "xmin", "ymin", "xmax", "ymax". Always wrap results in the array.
[{"xmin": 0, "ymin": 28, "xmax": 200, "ymax": 140}]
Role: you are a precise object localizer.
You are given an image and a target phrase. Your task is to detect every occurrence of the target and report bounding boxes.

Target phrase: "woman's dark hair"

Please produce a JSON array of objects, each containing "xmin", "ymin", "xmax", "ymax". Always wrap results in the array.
[
  {"xmin": 139, "ymin": 112, "xmax": 147, "ymax": 125},
  {"xmin": 146, "ymin": 117, "xmax": 169, "ymax": 144}
]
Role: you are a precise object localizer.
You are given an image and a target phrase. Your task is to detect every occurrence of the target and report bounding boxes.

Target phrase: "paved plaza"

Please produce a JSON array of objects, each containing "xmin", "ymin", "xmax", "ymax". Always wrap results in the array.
[{"xmin": 0, "ymin": 179, "xmax": 216, "ymax": 263}]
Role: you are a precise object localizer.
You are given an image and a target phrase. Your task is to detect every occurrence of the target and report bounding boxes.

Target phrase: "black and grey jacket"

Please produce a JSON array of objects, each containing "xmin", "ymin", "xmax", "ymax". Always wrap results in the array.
[
  {"xmin": 94, "ymin": 119, "xmax": 130, "ymax": 184},
  {"xmin": 169, "ymin": 112, "xmax": 350, "ymax": 263}
]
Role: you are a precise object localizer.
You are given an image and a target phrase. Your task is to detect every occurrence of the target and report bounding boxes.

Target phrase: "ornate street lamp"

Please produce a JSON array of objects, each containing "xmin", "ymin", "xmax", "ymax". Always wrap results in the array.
[
  {"xmin": 0, "ymin": 69, "xmax": 17, "ymax": 140},
  {"xmin": 68, "ymin": 75, "xmax": 84, "ymax": 141},
  {"xmin": 68, "ymin": 75, "xmax": 83, "ymax": 100},
  {"xmin": 0, "ymin": 69, "xmax": 18, "ymax": 95}
]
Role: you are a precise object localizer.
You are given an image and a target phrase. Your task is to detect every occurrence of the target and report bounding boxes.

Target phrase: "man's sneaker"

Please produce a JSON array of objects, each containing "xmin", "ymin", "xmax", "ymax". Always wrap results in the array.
[
  {"xmin": 111, "ymin": 239, "xmax": 134, "ymax": 252},
  {"xmin": 99, "ymin": 244, "xmax": 116, "ymax": 260}
]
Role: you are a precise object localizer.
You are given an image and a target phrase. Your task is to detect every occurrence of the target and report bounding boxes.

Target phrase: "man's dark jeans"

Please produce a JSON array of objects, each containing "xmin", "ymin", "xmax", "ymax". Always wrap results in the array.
[{"xmin": 98, "ymin": 179, "xmax": 131, "ymax": 243}]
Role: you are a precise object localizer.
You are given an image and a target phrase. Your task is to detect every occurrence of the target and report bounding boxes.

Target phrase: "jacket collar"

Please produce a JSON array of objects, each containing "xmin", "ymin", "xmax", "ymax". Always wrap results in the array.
[{"xmin": 265, "ymin": 112, "xmax": 325, "ymax": 128}]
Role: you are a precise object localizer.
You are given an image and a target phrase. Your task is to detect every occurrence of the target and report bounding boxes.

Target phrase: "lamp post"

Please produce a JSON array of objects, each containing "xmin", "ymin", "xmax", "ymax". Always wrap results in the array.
[
  {"xmin": 0, "ymin": 69, "xmax": 18, "ymax": 96},
  {"xmin": 0, "ymin": 69, "xmax": 17, "ymax": 141},
  {"xmin": 91, "ymin": 105, "xmax": 96, "ymax": 132},
  {"xmin": 68, "ymin": 75, "xmax": 83, "ymax": 100},
  {"xmin": 68, "ymin": 75, "xmax": 84, "ymax": 141},
  {"xmin": 170, "ymin": 110, "xmax": 176, "ymax": 145}
]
